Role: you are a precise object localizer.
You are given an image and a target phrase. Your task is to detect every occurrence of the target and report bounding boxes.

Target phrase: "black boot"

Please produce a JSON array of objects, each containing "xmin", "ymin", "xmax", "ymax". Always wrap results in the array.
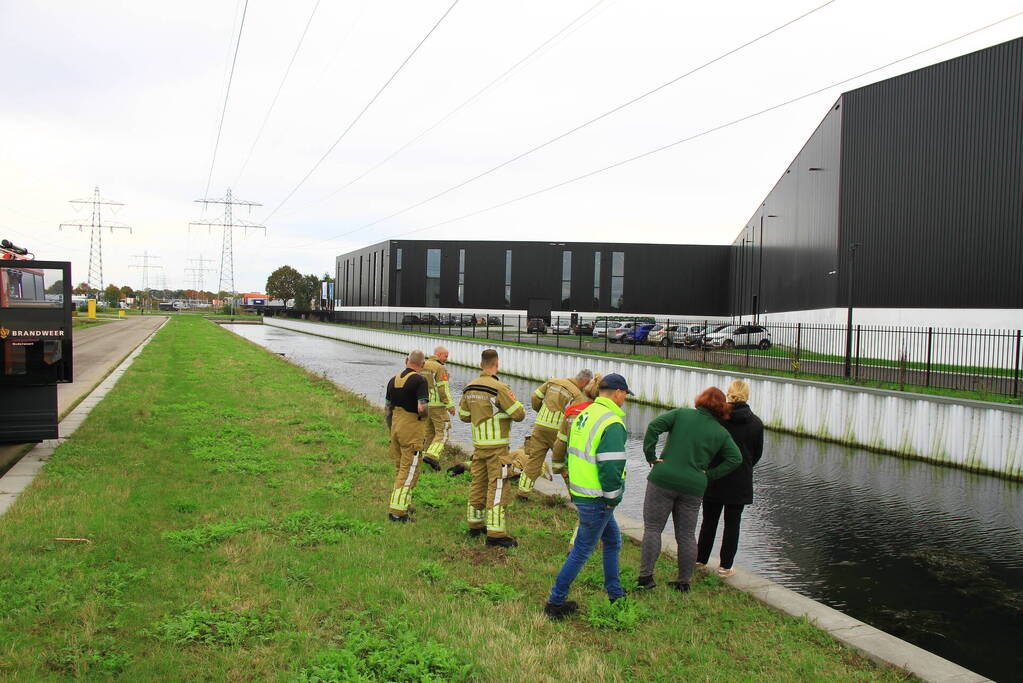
[
  {"xmin": 388, "ymin": 513, "xmax": 413, "ymax": 523},
  {"xmin": 423, "ymin": 456, "xmax": 441, "ymax": 472},
  {"xmin": 636, "ymin": 575, "xmax": 656, "ymax": 590},
  {"xmin": 467, "ymin": 528, "xmax": 485, "ymax": 538},
  {"xmin": 543, "ymin": 600, "xmax": 579, "ymax": 619},
  {"xmin": 667, "ymin": 581, "xmax": 690, "ymax": 593},
  {"xmin": 447, "ymin": 463, "xmax": 468, "ymax": 476},
  {"xmin": 485, "ymin": 536, "xmax": 518, "ymax": 548}
]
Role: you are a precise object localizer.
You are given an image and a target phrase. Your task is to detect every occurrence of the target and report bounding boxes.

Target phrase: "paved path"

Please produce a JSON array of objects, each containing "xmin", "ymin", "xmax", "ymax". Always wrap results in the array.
[{"xmin": 0, "ymin": 316, "xmax": 166, "ymax": 473}]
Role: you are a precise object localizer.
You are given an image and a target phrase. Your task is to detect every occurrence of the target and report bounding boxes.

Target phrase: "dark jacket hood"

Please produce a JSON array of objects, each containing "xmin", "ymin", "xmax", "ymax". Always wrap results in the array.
[{"xmin": 728, "ymin": 402, "xmax": 754, "ymax": 424}]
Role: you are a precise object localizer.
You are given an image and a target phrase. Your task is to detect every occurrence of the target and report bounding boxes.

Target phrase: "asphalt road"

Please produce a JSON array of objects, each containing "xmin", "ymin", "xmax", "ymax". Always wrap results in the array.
[{"xmin": 0, "ymin": 315, "xmax": 166, "ymax": 473}]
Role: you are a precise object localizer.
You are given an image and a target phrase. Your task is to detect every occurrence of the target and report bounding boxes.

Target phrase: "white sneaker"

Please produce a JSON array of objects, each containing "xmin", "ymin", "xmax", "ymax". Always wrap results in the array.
[{"xmin": 717, "ymin": 567, "xmax": 736, "ymax": 578}]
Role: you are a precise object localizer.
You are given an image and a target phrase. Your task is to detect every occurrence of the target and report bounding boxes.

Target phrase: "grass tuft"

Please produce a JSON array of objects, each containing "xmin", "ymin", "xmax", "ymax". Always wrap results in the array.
[
  {"xmin": 148, "ymin": 607, "xmax": 282, "ymax": 646},
  {"xmin": 583, "ymin": 596, "xmax": 651, "ymax": 631}
]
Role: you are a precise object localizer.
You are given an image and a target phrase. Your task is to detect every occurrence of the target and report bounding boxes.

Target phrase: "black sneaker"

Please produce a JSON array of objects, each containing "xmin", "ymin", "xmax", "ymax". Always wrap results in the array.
[
  {"xmin": 667, "ymin": 581, "xmax": 691, "ymax": 593},
  {"xmin": 543, "ymin": 600, "xmax": 579, "ymax": 619},
  {"xmin": 485, "ymin": 536, "xmax": 518, "ymax": 548},
  {"xmin": 423, "ymin": 456, "xmax": 441, "ymax": 472},
  {"xmin": 446, "ymin": 463, "xmax": 468, "ymax": 476},
  {"xmin": 636, "ymin": 575, "xmax": 656, "ymax": 590},
  {"xmin": 467, "ymin": 528, "xmax": 485, "ymax": 538},
  {"xmin": 388, "ymin": 514, "xmax": 413, "ymax": 523}
]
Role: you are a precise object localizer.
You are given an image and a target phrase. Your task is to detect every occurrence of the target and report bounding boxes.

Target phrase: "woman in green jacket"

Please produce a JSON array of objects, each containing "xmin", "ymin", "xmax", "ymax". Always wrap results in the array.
[{"xmin": 638, "ymin": 387, "xmax": 742, "ymax": 592}]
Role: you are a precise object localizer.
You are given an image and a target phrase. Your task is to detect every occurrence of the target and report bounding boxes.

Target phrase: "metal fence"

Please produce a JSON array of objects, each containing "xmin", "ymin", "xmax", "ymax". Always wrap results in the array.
[{"xmin": 316, "ymin": 310, "xmax": 1022, "ymax": 399}]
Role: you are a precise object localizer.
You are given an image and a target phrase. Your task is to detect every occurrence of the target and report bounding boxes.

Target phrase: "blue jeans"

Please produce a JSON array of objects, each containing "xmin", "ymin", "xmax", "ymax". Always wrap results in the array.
[{"xmin": 548, "ymin": 501, "xmax": 623, "ymax": 604}]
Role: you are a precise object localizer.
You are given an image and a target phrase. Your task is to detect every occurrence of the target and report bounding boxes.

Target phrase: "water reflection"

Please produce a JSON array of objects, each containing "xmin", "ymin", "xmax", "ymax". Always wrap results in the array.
[{"xmin": 226, "ymin": 324, "xmax": 1023, "ymax": 680}]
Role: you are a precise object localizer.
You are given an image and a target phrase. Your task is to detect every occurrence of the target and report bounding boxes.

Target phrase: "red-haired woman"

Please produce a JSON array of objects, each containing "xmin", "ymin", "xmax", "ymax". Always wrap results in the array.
[{"xmin": 638, "ymin": 387, "xmax": 742, "ymax": 592}]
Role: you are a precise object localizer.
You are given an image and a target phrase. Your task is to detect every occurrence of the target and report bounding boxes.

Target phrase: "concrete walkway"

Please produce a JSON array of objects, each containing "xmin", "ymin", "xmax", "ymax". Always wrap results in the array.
[{"xmin": 0, "ymin": 315, "xmax": 167, "ymax": 475}]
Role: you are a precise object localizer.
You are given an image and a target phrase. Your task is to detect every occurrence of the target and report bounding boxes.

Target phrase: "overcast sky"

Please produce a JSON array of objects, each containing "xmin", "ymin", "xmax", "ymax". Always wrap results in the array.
[{"xmin": 2, "ymin": 0, "xmax": 1021, "ymax": 294}]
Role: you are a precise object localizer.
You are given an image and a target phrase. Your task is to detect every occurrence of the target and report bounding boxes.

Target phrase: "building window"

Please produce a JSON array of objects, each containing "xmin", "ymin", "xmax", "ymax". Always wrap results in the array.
[
  {"xmin": 370, "ymin": 251, "xmax": 376, "ymax": 305},
  {"xmin": 457, "ymin": 249, "xmax": 465, "ymax": 306},
  {"xmin": 504, "ymin": 250, "xmax": 512, "ymax": 307},
  {"xmin": 425, "ymin": 248, "xmax": 441, "ymax": 307},
  {"xmin": 592, "ymin": 252, "xmax": 601, "ymax": 309},
  {"xmin": 395, "ymin": 248, "xmax": 402, "ymax": 307},
  {"xmin": 358, "ymin": 256, "xmax": 364, "ymax": 306},
  {"xmin": 561, "ymin": 250, "xmax": 572, "ymax": 308},
  {"xmin": 610, "ymin": 251, "xmax": 624, "ymax": 311}
]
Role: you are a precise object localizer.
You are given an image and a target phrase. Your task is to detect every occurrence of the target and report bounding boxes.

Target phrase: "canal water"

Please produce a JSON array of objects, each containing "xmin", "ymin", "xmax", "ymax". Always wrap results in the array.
[{"xmin": 228, "ymin": 324, "xmax": 1023, "ymax": 680}]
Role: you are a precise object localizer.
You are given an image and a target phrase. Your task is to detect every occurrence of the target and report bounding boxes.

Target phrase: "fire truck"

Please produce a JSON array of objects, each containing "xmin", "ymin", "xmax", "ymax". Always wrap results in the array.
[{"xmin": 0, "ymin": 239, "xmax": 73, "ymax": 442}]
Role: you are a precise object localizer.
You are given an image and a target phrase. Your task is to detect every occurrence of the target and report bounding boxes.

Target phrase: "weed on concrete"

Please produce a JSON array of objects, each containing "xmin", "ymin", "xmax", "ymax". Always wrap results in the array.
[{"xmin": 0, "ymin": 317, "xmax": 912, "ymax": 680}]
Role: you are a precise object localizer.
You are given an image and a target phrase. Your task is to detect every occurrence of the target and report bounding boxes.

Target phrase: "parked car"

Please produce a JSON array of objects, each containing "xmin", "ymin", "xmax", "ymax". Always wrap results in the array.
[
  {"xmin": 456, "ymin": 314, "xmax": 476, "ymax": 326},
  {"xmin": 704, "ymin": 324, "xmax": 772, "ymax": 349},
  {"xmin": 526, "ymin": 318, "xmax": 547, "ymax": 334},
  {"xmin": 401, "ymin": 314, "xmax": 422, "ymax": 325},
  {"xmin": 622, "ymin": 323, "xmax": 657, "ymax": 344},
  {"xmin": 419, "ymin": 314, "xmax": 440, "ymax": 325},
  {"xmin": 593, "ymin": 320, "xmax": 620, "ymax": 337},
  {"xmin": 684, "ymin": 323, "xmax": 723, "ymax": 347},
  {"xmin": 436, "ymin": 314, "xmax": 457, "ymax": 325},
  {"xmin": 487, "ymin": 315, "xmax": 503, "ymax": 326},
  {"xmin": 550, "ymin": 320, "xmax": 572, "ymax": 335},
  {"xmin": 572, "ymin": 320, "xmax": 595, "ymax": 336},
  {"xmin": 608, "ymin": 322, "xmax": 637, "ymax": 342},
  {"xmin": 647, "ymin": 324, "xmax": 684, "ymax": 346}
]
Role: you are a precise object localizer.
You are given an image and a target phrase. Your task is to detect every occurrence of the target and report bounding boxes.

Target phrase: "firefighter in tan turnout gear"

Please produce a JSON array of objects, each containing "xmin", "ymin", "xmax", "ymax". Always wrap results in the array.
[
  {"xmin": 384, "ymin": 350, "xmax": 429, "ymax": 522},
  {"xmin": 421, "ymin": 346, "xmax": 455, "ymax": 471},
  {"xmin": 459, "ymin": 349, "xmax": 526, "ymax": 547},
  {"xmin": 516, "ymin": 369, "xmax": 594, "ymax": 501}
]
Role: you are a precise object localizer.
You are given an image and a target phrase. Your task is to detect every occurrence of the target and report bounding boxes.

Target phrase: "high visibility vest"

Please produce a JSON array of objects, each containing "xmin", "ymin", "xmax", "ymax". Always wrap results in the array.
[
  {"xmin": 471, "ymin": 398, "xmax": 515, "ymax": 446},
  {"xmin": 566, "ymin": 401, "xmax": 626, "ymax": 500}
]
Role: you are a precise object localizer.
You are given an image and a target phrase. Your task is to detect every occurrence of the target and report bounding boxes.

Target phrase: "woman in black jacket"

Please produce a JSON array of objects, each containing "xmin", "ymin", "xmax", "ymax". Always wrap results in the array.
[{"xmin": 696, "ymin": 379, "xmax": 764, "ymax": 577}]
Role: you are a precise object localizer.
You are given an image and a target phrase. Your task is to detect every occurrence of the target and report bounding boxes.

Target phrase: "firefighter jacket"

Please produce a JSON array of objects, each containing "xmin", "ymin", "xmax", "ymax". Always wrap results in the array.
[
  {"xmin": 551, "ymin": 400, "xmax": 593, "ymax": 473},
  {"xmin": 531, "ymin": 378, "xmax": 583, "ymax": 430},
  {"xmin": 565, "ymin": 397, "xmax": 628, "ymax": 506},
  {"xmin": 458, "ymin": 372, "xmax": 525, "ymax": 447},
  {"xmin": 422, "ymin": 356, "xmax": 454, "ymax": 408}
]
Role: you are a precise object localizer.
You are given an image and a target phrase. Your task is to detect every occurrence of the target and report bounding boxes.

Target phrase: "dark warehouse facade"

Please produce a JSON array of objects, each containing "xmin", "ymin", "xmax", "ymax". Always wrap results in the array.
[{"xmin": 336, "ymin": 37, "xmax": 1022, "ymax": 322}]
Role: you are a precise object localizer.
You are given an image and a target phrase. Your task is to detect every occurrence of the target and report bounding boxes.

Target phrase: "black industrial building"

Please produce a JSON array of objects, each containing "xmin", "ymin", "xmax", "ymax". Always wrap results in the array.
[{"xmin": 336, "ymin": 37, "xmax": 1022, "ymax": 319}]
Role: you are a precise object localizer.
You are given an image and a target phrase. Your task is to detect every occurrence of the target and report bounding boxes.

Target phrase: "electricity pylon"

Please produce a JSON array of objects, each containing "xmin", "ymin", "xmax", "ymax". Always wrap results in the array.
[
  {"xmin": 188, "ymin": 188, "xmax": 265, "ymax": 295},
  {"xmin": 129, "ymin": 251, "xmax": 162, "ymax": 292},
  {"xmin": 184, "ymin": 255, "xmax": 215, "ymax": 293},
  {"xmin": 59, "ymin": 187, "xmax": 132, "ymax": 291}
]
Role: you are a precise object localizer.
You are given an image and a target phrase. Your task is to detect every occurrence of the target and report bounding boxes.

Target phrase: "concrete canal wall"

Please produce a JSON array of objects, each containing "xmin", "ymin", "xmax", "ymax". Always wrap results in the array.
[{"xmin": 265, "ymin": 317, "xmax": 1023, "ymax": 481}]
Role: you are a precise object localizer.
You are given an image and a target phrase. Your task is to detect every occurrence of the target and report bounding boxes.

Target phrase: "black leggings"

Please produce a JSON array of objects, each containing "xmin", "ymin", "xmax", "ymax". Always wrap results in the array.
[{"xmin": 695, "ymin": 500, "xmax": 744, "ymax": 569}]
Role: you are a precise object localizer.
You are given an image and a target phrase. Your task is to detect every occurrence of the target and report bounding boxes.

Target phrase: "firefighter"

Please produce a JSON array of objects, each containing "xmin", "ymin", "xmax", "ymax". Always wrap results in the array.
[
  {"xmin": 516, "ymin": 369, "xmax": 594, "ymax": 501},
  {"xmin": 421, "ymin": 346, "xmax": 455, "ymax": 471},
  {"xmin": 384, "ymin": 350, "xmax": 429, "ymax": 522},
  {"xmin": 459, "ymin": 348, "xmax": 526, "ymax": 547}
]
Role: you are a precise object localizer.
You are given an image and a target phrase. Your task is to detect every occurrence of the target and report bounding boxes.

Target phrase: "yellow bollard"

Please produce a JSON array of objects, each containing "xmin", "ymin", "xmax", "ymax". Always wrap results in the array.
[
  {"xmin": 118, "ymin": 309, "xmax": 125, "ymax": 318},
  {"xmin": 87, "ymin": 300, "xmax": 96, "ymax": 319}
]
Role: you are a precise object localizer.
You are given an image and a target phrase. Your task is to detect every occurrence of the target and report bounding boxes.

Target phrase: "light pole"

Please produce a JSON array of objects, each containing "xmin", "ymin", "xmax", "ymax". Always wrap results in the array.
[
  {"xmin": 757, "ymin": 214, "xmax": 778, "ymax": 323},
  {"xmin": 843, "ymin": 242, "xmax": 861, "ymax": 378}
]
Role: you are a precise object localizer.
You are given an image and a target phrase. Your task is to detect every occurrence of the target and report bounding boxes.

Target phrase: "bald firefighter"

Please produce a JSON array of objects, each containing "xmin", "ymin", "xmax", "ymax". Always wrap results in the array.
[
  {"xmin": 516, "ymin": 369, "xmax": 593, "ymax": 501},
  {"xmin": 384, "ymin": 350, "xmax": 429, "ymax": 522},
  {"xmin": 459, "ymin": 348, "xmax": 526, "ymax": 547},
  {"xmin": 421, "ymin": 346, "xmax": 455, "ymax": 471}
]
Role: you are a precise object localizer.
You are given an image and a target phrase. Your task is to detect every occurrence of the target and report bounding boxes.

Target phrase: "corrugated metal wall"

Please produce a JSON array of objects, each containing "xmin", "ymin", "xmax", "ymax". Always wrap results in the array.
[{"xmin": 839, "ymin": 37, "xmax": 1023, "ymax": 309}]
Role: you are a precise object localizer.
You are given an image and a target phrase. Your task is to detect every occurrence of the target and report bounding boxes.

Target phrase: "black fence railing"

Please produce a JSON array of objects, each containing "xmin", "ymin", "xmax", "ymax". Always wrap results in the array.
[{"xmin": 323, "ymin": 310, "xmax": 1023, "ymax": 399}]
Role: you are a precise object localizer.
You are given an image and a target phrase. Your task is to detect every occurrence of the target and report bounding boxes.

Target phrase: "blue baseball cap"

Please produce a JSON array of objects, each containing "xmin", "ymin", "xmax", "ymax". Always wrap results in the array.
[{"xmin": 600, "ymin": 373, "xmax": 634, "ymax": 395}]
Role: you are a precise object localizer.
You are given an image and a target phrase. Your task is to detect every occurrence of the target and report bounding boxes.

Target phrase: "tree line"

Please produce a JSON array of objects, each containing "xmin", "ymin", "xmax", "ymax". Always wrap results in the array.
[{"xmin": 265, "ymin": 266, "xmax": 332, "ymax": 311}]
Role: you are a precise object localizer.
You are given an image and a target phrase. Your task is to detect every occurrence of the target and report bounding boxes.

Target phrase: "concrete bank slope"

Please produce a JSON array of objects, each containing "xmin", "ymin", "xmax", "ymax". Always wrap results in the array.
[
  {"xmin": 527, "ymin": 478, "xmax": 990, "ymax": 683},
  {"xmin": 0, "ymin": 318, "xmax": 168, "ymax": 517},
  {"xmin": 265, "ymin": 317, "xmax": 1022, "ymax": 481}
]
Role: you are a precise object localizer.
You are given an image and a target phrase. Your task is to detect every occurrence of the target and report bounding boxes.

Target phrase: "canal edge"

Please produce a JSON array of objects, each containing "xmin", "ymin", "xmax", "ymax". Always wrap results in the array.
[{"xmin": 0, "ymin": 317, "xmax": 170, "ymax": 517}]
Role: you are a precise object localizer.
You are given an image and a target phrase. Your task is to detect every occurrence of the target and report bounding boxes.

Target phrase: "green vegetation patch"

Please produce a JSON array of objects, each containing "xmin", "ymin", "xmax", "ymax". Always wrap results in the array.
[
  {"xmin": 148, "ymin": 607, "xmax": 283, "ymax": 647},
  {"xmin": 188, "ymin": 423, "xmax": 277, "ymax": 473},
  {"xmin": 584, "ymin": 596, "xmax": 651, "ymax": 631}
]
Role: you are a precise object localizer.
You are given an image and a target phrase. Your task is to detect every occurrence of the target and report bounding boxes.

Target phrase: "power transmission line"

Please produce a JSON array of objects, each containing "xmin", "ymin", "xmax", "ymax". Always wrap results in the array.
[
  {"xmin": 234, "ymin": 0, "xmax": 322, "ymax": 186},
  {"xmin": 185, "ymin": 255, "xmax": 216, "ymax": 292},
  {"xmin": 283, "ymin": 0, "xmax": 614, "ymax": 216},
  {"xmin": 189, "ymin": 189, "xmax": 265, "ymax": 294},
  {"xmin": 59, "ymin": 187, "xmax": 133, "ymax": 290},
  {"xmin": 285, "ymin": 0, "xmax": 837, "ymax": 249},
  {"xmin": 263, "ymin": 0, "xmax": 461, "ymax": 223},
  {"xmin": 130, "ymin": 250, "xmax": 163, "ymax": 292},
  {"xmin": 371, "ymin": 9, "xmax": 1023, "ymax": 244},
  {"xmin": 203, "ymin": 0, "xmax": 251, "ymax": 199}
]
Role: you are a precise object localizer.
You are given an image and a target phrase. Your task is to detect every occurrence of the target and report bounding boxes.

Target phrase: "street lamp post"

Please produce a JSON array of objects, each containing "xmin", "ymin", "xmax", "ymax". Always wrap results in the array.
[{"xmin": 843, "ymin": 242, "xmax": 861, "ymax": 378}]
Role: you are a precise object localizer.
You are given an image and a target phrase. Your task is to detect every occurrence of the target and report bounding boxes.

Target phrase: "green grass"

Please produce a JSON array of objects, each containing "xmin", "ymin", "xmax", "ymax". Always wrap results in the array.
[
  {"xmin": 0, "ymin": 317, "xmax": 910, "ymax": 681},
  {"xmin": 71, "ymin": 317, "xmax": 112, "ymax": 330}
]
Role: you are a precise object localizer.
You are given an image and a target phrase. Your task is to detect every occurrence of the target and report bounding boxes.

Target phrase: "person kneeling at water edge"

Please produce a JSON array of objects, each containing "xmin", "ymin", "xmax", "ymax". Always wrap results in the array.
[
  {"xmin": 384, "ymin": 350, "xmax": 429, "ymax": 522},
  {"xmin": 544, "ymin": 373, "xmax": 631, "ymax": 619},
  {"xmin": 459, "ymin": 349, "xmax": 525, "ymax": 547}
]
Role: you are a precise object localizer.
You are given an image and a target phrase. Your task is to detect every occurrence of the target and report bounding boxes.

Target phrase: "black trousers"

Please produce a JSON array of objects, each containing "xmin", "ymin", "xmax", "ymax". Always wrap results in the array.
[{"xmin": 695, "ymin": 500, "xmax": 744, "ymax": 569}]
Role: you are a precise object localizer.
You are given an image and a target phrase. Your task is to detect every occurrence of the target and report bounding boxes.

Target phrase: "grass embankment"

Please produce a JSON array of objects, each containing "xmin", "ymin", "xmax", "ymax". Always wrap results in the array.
[
  {"xmin": 71, "ymin": 317, "xmax": 112, "ymax": 330},
  {"xmin": 0, "ymin": 317, "xmax": 907, "ymax": 681}
]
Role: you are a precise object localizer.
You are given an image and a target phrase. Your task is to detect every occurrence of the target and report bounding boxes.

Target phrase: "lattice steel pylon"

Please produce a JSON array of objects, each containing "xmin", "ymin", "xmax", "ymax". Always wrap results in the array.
[
  {"xmin": 188, "ymin": 188, "xmax": 264, "ymax": 294},
  {"xmin": 59, "ymin": 187, "xmax": 132, "ymax": 291},
  {"xmin": 184, "ymin": 255, "xmax": 216, "ymax": 293},
  {"xmin": 129, "ymin": 251, "xmax": 163, "ymax": 292}
]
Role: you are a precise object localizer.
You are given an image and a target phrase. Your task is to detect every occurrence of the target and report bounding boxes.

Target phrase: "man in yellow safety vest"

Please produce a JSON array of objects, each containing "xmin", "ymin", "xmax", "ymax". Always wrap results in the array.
[{"xmin": 544, "ymin": 373, "xmax": 632, "ymax": 618}]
